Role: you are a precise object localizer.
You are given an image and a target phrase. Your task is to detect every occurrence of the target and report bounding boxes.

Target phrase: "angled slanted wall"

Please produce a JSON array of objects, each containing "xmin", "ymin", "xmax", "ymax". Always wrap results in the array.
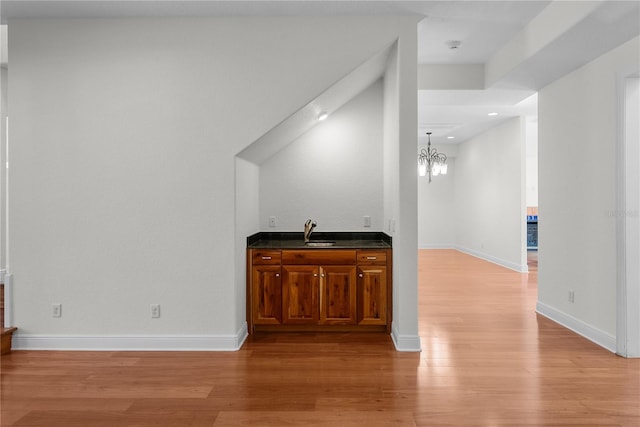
[{"xmin": 9, "ymin": 16, "xmax": 420, "ymax": 350}]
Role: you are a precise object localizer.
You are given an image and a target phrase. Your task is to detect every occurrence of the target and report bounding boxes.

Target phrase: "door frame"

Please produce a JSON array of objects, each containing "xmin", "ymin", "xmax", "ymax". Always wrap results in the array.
[{"xmin": 616, "ymin": 70, "xmax": 640, "ymax": 358}]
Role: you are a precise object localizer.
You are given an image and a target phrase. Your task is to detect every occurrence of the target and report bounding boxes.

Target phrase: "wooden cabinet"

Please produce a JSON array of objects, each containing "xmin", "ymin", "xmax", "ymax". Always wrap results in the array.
[
  {"xmin": 357, "ymin": 266, "xmax": 387, "ymax": 325},
  {"xmin": 247, "ymin": 247, "xmax": 390, "ymax": 333},
  {"xmin": 319, "ymin": 265, "xmax": 357, "ymax": 325},
  {"xmin": 357, "ymin": 251, "xmax": 387, "ymax": 326},
  {"xmin": 280, "ymin": 249, "xmax": 357, "ymax": 326},
  {"xmin": 251, "ymin": 265, "xmax": 282, "ymax": 325},
  {"xmin": 282, "ymin": 264, "xmax": 356, "ymax": 325},
  {"xmin": 282, "ymin": 265, "xmax": 318, "ymax": 324},
  {"xmin": 250, "ymin": 250, "xmax": 282, "ymax": 325}
]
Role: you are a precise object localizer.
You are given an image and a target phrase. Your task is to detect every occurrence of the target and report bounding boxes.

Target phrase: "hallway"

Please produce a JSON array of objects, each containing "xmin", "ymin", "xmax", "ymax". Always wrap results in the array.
[{"xmin": 418, "ymin": 249, "xmax": 638, "ymax": 425}]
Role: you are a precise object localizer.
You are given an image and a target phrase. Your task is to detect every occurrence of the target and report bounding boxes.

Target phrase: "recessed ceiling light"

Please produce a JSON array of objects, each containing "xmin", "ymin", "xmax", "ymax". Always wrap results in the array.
[
  {"xmin": 488, "ymin": 112, "xmax": 498, "ymax": 116},
  {"xmin": 447, "ymin": 136, "xmax": 455, "ymax": 139},
  {"xmin": 318, "ymin": 112, "xmax": 328, "ymax": 121}
]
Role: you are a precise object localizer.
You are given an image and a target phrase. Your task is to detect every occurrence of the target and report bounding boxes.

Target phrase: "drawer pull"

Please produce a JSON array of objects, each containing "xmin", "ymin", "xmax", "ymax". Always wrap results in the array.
[
  {"xmin": 261, "ymin": 256, "xmax": 272, "ymax": 260},
  {"xmin": 366, "ymin": 256, "xmax": 377, "ymax": 260},
  {"xmin": 359, "ymin": 273, "xmax": 364, "ymax": 278}
]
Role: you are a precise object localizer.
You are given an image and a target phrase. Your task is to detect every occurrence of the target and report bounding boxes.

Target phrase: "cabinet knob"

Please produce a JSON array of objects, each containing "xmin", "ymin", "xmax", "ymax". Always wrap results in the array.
[
  {"xmin": 359, "ymin": 273, "xmax": 364, "ymax": 278},
  {"xmin": 275, "ymin": 273, "xmax": 280, "ymax": 277},
  {"xmin": 320, "ymin": 274, "xmax": 325, "ymax": 278},
  {"xmin": 313, "ymin": 274, "xmax": 318, "ymax": 277}
]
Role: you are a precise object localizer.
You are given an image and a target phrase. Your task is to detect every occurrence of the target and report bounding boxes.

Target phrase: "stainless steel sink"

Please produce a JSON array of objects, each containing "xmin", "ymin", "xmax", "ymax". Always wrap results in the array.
[{"xmin": 305, "ymin": 241, "xmax": 336, "ymax": 247}]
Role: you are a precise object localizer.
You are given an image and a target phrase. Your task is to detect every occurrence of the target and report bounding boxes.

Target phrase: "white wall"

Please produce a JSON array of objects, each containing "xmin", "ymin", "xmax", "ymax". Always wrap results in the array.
[
  {"xmin": 0, "ymin": 24, "xmax": 5, "ymax": 282},
  {"xmin": 537, "ymin": 36, "xmax": 640, "ymax": 351},
  {"xmin": 259, "ymin": 80, "xmax": 383, "ymax": 232},
  {"xmin": 454, "ymin": 117, "xmax": 527, "ymax": 272},
  {"xmin": 384, "ymin": 39, "xmax": 421, "ymax": 351},
  {"xmin": 525, "ymin": 118, "xmax": 539, "ymax": 208},
  {"xmin": 1, "ymin": 66, "xmax": 6, "ymax": 278},
  {"xmin": 383, "ymin": 46, "xmax": 399, "ymax": 241},
  {"xmin": 8, "ymin": 17, "xmax": 420, "ymax": 350},
  {"xmin": 417, "ymin": 119, "xmax": 527, "ymax": 271},
  {"xmin": 418, "ymin": 156, "xmax": 456, "ymax": 248},
  {"xmin": 235, "ymin": 157, "xmax": 259, "ymax": 335}
]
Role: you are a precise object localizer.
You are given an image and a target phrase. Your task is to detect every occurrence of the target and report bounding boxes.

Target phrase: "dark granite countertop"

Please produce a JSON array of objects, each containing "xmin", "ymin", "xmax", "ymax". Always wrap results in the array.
[{"xmin": 247, "ymin": 232, "xmax": 392, "ymax": 249}]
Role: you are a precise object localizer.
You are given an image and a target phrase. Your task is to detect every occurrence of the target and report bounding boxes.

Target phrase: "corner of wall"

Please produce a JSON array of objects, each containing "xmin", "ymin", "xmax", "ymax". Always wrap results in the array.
[
  {"xmin": 536, "ymin": 301, "xmax": 616, "ymax": 353},
  {"xmin": 390, "ymin": 323, "xmax": 422, "ymax": 352}
]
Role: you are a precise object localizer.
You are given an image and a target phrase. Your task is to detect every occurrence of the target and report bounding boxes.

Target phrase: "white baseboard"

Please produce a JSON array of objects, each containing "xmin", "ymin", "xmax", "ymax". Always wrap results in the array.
[
  {"xmin": 455, "ymin": 245, "xmax": 528, "ymax": 273},
  {"xmin": 536, "ymin": 301, "xmax": 616, "ymax": 353},
  {"xmin": 13, "ymin": 323, "xmax": 249, "ymax": 352},
  {"xmin": 390, "ymin": 324, "xmax": 421, "ymax": 352}
]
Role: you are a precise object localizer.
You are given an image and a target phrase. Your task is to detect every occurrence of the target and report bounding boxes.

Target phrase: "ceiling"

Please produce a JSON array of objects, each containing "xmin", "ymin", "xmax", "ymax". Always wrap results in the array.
[{"xmin": 0, "ymin": 1, "xmax": 638, "ymax": 146}]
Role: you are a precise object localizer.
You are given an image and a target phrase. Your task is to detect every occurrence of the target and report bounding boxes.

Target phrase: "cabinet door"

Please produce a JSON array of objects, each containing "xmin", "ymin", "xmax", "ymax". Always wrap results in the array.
[
  {"xmin": 282, "ymin": 265, "xmax": 319, "ymax": 324},
  {"xmin": 320, "ymin": 266, "xmax": 357, "ymax": 325},
  {"xmin": 357, "ymin": 266, "xmax": 387, "ymax": 325},
  {"xmin": 251, "ymin": 266, "xmax": 282, "ymax": 325}
]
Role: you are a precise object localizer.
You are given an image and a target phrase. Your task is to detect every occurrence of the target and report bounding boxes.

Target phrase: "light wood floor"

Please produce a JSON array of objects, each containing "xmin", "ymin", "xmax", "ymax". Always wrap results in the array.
[{"xmin": 1, "ymin": 250, "xmax": 638, "ymax": 426}]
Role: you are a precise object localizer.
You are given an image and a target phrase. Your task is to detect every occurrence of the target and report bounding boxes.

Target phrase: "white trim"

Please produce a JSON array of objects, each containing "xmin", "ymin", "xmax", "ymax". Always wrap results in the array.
[
  {"xmin": 536, "ymin": 301, "xmax": 616, "ymax": 353},
  {"xmin": 615, "ymin": 69, "xmax": 628, "ymax": 357},
  {"xmin": 4, "ymin": 117, "xmax": 8, "ymax": 274},
  {"xmin": 624, "ymin": 76, "xmax": 640, "ymax": 358},
  {"xmin": 390, "ymin": 324, "xmax": 421, "ymax": 352},
  {"xmin": 616, "ymin": 70, "xmax": 640, "ymax": 358},
  {"xmin": 455, "ymin": 245, "xmax": 528, "ymax": 273},
  {"xmin": 13, "ymin": 323, "xmax": 249, "ymax": 351},
  {"xmin": 0, "ymin": 268, "xmax": 4, "ymax": 283},
  {"xmin": 3, "ymin": 273, "xmax": 11, "ymax": 328}
]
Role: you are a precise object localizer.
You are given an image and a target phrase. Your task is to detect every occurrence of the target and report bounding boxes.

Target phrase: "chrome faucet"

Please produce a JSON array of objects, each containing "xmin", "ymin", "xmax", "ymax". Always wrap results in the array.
[{"xmin": 304, "ymin": 219, "xmax": 317, "ymax": 243}]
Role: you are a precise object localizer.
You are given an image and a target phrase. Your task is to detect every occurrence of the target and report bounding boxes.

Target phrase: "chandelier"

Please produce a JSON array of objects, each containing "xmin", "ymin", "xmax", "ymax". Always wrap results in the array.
[{"xmin": 418, "ymin": 132, "xmax": 448, "ymax": 183}]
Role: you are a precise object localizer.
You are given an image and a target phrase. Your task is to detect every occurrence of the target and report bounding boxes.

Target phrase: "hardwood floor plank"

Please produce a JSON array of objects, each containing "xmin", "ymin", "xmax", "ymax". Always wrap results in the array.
[
  {"xmin": 11, "ymin": 410, "xmax": 216, "ymax": 427},
  {"xmin": 1, "ymin": 249, "xmax": 638, "ymax": 426},
  {"xmin": 212, "ymin": 411, "xmax": 417, "ymax": 427},
  {"xmin": 0, "ymin": 398, "xmax": 132, "ymax": 425}
]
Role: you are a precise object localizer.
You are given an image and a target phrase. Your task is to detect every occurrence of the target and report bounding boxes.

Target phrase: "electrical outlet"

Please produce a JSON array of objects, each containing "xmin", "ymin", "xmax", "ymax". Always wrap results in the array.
[
  {"xmin": 268, "ymin": 216, "xmax": 277, "ymax": 227},
  {"xmin": 52, "ymin": 303, "xmax": 62, "ymax": 318},
  {"xmin": 151, "ymin": 304, "xmax": 161, "ymax": 318},
  {"xmin": 568, "ymin": 290, "xmax": 575, "ymax": 303},
  {"xmin": 363, "ymin": 215, "xmax": 371, "ymax": 228}
]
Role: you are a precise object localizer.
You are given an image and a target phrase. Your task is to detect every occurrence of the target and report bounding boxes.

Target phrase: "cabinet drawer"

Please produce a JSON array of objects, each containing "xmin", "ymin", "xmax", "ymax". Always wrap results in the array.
[
  {"xmin": 282, "ymin": 250, "xmax": 356, "ymax": 265},
  {"xmin": 251, "ymin": 250, "xmax": 282, "ymax": 265},
  {"xmin": 357, "ymin": 250, "xmax": 387, "ymax": 265}
]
